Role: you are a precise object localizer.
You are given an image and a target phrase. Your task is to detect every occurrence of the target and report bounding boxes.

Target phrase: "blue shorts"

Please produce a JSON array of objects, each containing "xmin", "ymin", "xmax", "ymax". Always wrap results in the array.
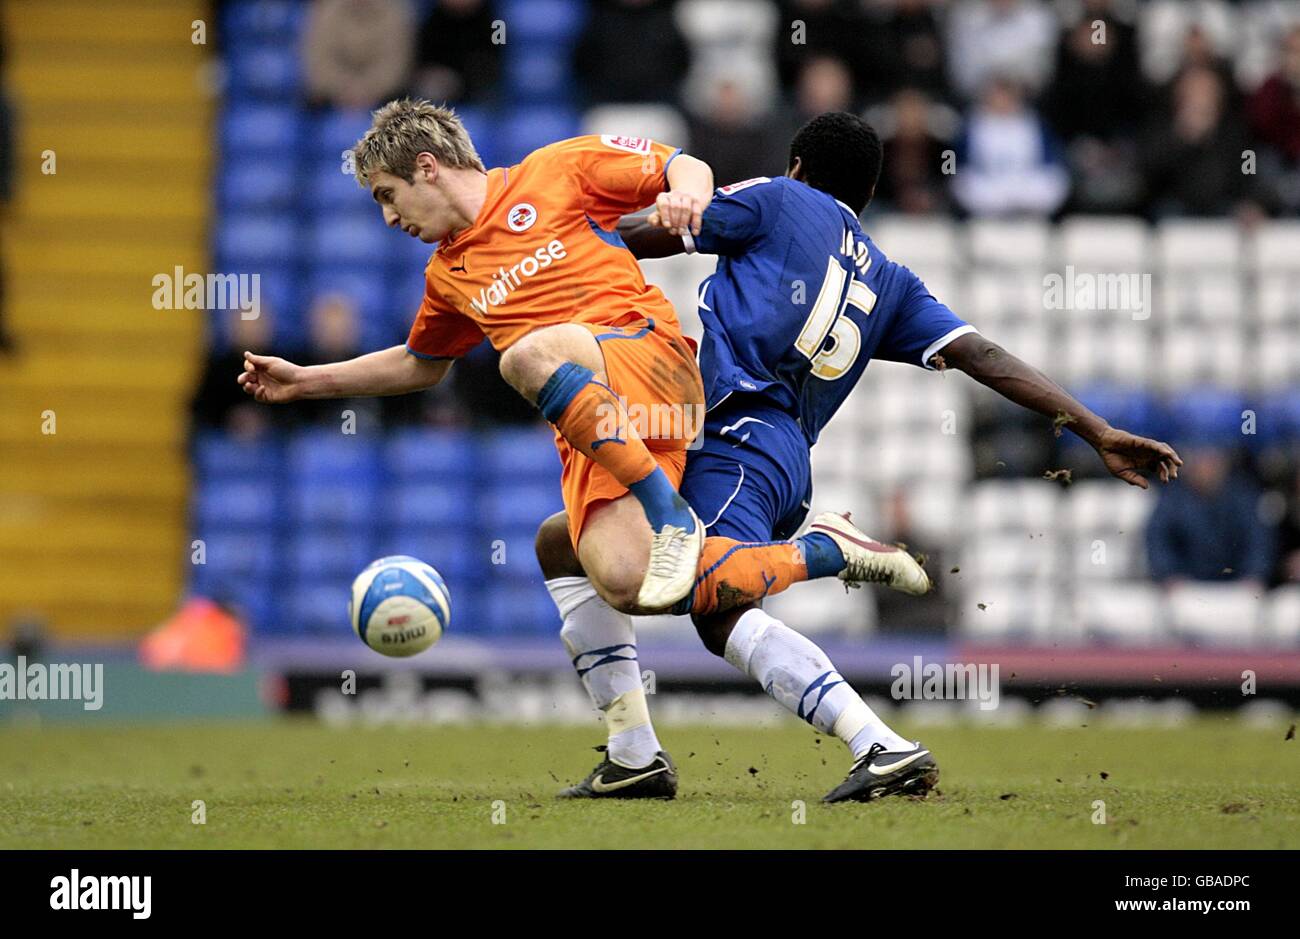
[{"xmin": 679, "ymin": 395, "xmax": 812, "ymax": 543}]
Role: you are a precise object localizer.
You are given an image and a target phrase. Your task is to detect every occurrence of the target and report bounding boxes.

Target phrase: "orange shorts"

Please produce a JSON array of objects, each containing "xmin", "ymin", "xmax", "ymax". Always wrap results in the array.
[{"xmin": 555, "ymin": 318, "xmax": 704, "ymax": 548}]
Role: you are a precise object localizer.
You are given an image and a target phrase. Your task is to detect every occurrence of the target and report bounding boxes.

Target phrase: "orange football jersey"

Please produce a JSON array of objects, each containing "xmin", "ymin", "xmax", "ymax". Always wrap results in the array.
[{"xmin": 406, "ymin": 135, "xmax": 688, "ymax": 359}]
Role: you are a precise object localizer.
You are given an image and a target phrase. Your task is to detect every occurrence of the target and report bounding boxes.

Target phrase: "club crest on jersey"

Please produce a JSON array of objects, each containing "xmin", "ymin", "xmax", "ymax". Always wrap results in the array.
[
  {"xmin": 507, "ymin": 203, "xmax": 537, "ymax": 232},
  {"xmin": 600, "ymin": 134, "xmax": 651, "ymax": 154}
]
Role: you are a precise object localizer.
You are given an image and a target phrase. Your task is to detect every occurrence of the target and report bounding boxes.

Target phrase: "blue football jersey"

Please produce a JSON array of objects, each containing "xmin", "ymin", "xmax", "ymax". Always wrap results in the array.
[{"xmin": 689, "ymin": 176, "xmax": 976, "ymax": 445}]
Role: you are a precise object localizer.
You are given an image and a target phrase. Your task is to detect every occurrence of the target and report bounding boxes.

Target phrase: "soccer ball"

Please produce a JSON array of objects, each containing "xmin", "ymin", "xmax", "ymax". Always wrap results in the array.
[{"xmin": 348, "ymin": 555, "xmax": 450, "ymax": 657}]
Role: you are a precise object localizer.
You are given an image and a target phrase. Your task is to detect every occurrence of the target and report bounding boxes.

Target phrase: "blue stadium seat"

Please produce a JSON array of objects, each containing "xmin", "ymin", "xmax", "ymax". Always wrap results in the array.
[
  {"xmin": 194, "ymin": 479, "xmax": 279, "ymax": 528},
  {"xmin": 384, "ymin": 429, "xmax": 476, "ymax": 479},
  {"xmin": 382, "ymin": 481, "xmax": 477, "ymax": 528},
  {"xmin": 453, "ymin": 105, "xmax": 500, "ymax": 169},
  {"xmin": 474, "ymin": 526, "xmax": 555, "ymax": 579},
  {"xmin": 305, "ymin": 212, "xmax": 392, "ymax": 267},
  {"xmin": 286, "ymin": 430, "xmax": 382, "ymax": 481},
  {"xmin": 225, "ymin": 43, "xmax": 301, "ymax": 100},
  {"xmin": 480, "ymin": 580, "xmax": 561, "ymax": 635},
  {"xmin": 282, "ymin": 582, "xmax": 352, "ymax": 637},
  {"xmin": 191, "ymin": 532, "xmax": 278, "ymax": 582},
  {"xmin": 375, "ymin": 528, "xmax": 477, "ymax": 584},
  {"xmin": 289, "ymin": 480, "xmax": 380, "ymax": 527},
  {"xmin": 1167, "ymin": 387, "xmax": 1247, "ymax": 446},
  {"xmin": 308, "ymin": 108, "xmax": 375, "ymax": 160},
  {"xmin": 305, "ymin": 157, "xmax": 367, "ymax": 211},
  {"xmin": 498, "ymin": 0, "xmax": 587, "ymax": 44},
  {"xmin": 1255, "ymin": 388, "xmax": 1300, "ymax": 444},
  {"xmin": 478, "ymin": 486, "xmax": 563, "ymax": 529},
  {"xmin": 193, "ymin": 432, "xmax": 283, "ymax": 479},
  {"xmin": 479, "ymin": 427, "xmax": 562, "ymax": 480},
  {"xmin": 505, "ymin": 44, "xmax": 578, "ymax": 104},
  {"xmin": 285, "ymin": 531, "xmax": 376, "ymax": 579},
  {"xmin": 217, "ymin": 158, "xmax": 297, "ymax": 210},
  {"xmin": 221, "ymin": 0, "xmax": 304, "ymax": 44},
  {"xmin": 498, "ymin": 107, "xmax": 581, "ymax": 165},
  {"xmin": 220, "ymin": 103, "xmax": 303, "ymax": 154},
  {"xmin": 301, "ymin": 266, "xmax": 394, "ymax": 342},
  {"xmin": 216, "ymin": 213, "xmax": 300, "ymax": 267}
]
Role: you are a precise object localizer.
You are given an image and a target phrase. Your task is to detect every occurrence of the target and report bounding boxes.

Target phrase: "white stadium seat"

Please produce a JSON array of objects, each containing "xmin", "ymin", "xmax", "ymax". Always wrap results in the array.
[
  {"xmin": 581, "ymin": 105, "xmax": 690, "ymax": 155},
  {"xmin": 1164, "ymin": 583, "xmax": 1262, "ymax": 647},
  {"xmin": 1257, "ymin": 272, "xmax": 1300, "ymax": 326},
  {"xmin": 967, "ymin": 218, "xmax": 1052, "ymax": 270},
  {"xmin": 1254, "ymin": 330, "xmax": 1300, "ymax": 389},
  {"xmin": 970, "ymin": 480, "xmax": 1061, "ymax": 535},
  {"xmin": 964, "ymin": 531, "xmax": 1062, "ymax": 584},
  {"xmin": 868, "ymin": 218, "xmax": 962, "ymax": 282},
  {"xmin": 1156, "ymin": 219, "xmax": 1242, "ymax": 270},
  {"xmin": 1248, "ymin": 221, "xmax": 1300, "ymax": 271},
  {"xmin": 1056, "ymin": 216, "xmax": 1151, "ymax": 270},
  {"xmin": 1261, "ymin": 587, "xmax": 1300, "ymax": 646},
  {"xmin": 959, "ymin": 581, "xmax": 1061, "ymax": 644},
  {"xmin": 1070, "ymin": 583, "xmax": 1166, "ymax": 645}
]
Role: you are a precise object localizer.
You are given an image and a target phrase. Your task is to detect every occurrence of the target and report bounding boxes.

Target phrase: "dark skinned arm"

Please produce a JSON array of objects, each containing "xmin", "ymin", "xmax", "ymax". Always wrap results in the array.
[
  {"xmin": 616, "ymin": 208, "xmax": 690, "ymax": 260},
  {"xmin": 937, "ymin": 332, "xmax": 1182, "ymax": 489}
]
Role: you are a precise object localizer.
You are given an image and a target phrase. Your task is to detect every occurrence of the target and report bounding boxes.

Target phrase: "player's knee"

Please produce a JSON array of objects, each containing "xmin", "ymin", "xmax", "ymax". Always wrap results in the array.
[
  {"xmin": 497, "ymin": 335, "xmax": 545, "ymax": 396},
  {"xmin": 590, "ymin": 567, "xmax": 644, "ymax": 615},
  {"xmin": 535, "ymin": 512, "xmax": 583, "ymax": 580}
]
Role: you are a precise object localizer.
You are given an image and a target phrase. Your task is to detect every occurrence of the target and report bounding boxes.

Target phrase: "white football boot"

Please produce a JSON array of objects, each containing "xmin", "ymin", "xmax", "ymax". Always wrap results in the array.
[
  {"xmin": 806, "ymin": 511, "xmax": 932, "ymax": 596},
  {"xmin": 635, "ymin": 506, "xmax": 705, "ymax": 611}
]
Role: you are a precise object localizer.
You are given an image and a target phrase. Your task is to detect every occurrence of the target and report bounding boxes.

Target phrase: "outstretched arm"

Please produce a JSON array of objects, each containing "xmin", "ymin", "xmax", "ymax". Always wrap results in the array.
[
  {"xmin": 237, "ymin": 344, "xmax": 451, "ymax": 403},
  {"xmin": 938, "ymin": 332, "xmax": 1182, "ymax": 489}
]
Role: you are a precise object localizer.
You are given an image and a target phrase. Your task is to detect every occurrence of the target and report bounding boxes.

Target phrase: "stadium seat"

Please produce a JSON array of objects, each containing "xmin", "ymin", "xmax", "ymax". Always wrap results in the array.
[
  {"xmin": 967, "ymin": 218, "xmax": 1052, "ymax": 270},
  {"xmin": 194, "ymin": 479, "xmax": 279, "ymax": 529},
  {"xmin": 375, "ymin": 528, "xmax": 478, "ymax": 585},
  {"xmin": 1261, "ymin": 587, "xmax": 1300, "ymax": 646},
  {"xmin": 1157, "ymin": 327, "xmax": 1245, "ymax": 390},
  {"xmin": 964, "ymin": 532, "xmax": 1062, "ymax": 585},
  {"xmin": 305, "ymin": 157, "xmax": 366, "ymax": 211},
  {"xmin": 959, "ymin": 581, "xmax": 1061, "ymax": 644},
  {"xmin": 282, "ymin": 581, "xmax": 353, "ymax": 636},
  {"xmin": 385, "ymin": 429, "xmax": 477, "ymax": 480},
  {"xmin": 1248, "ymin": 221, "xmax": 1300, "ymax": 271},
  {"xmin": 289, "ymin": 480, "xmax": 380, "ymax": 528},
  {"xmin": 498, "ymin": 0, "xmax": 586, "ymax": 44},
  {"xmin": 765, "ymin": 578, "xmax": 878, "ymax": 636},
  {"xmin": 1165, "ymin": 386, "xmax": 1248, "ymax": 445},
  {"xmin": 479, "ymin": 428, "xmax": 562, "ymax": 480},
  {"xmin": 1164, "ymin": 583, "xmax": 1262, "ymax": 647},
  {"xmin": 498, "ymin": 107, "xmax": 581, "ymax": 165},
  {"xmin": 308, "ymin": 108, "xmax": 374, "ymax": 160},
  {"xmin": 1156, "ymin": 219, "xmax": 1241, "ymax": 270},
  {"xmin": 193, "ymin": 432, "xmax": 283, "ymax": 479},
  {"xmin": 285, "ymin": 531, "xmax": 376, "ymax": 579},
  {"xmin": 505, "ymin": 43, "xmax": 579, "ymax": 103},
  {"xmin": 190, "ymin": 532, "xmax": 278, "ymax": 586},
  {"xmin": 304, "ymin": 212, "xmax": 392, "ymax": 267},
  {"xmin": 1056, "ymin": 216, "xmax": 1151, "ymax": 270},
  {"xmin": 222, "ymin": 0, "xmax": 304, "ymax": 44},
  {"xmin": 1257, "ymin": 272, "xmax": 1300, "ymax": 327},
  {"xmin": 868, "ymin": 218, "xmax": 962, "ymax": 283},
  {"xmin": 217, "ymin": 158, "xmax": 298, "ymax": 210},
  {"xmin": 480, "ymin": 578, "xmax": 563, "ymax": 635},
  {"xmin": 220, "ymin": 103, "xmax": 303, "ymax": 155},
  {"xmin": 1157, "ymin": 271, "xmax": 1242, "ymax": 326},
  {"xmin": 1070, "ymin": 583, "xmax": 1165, "ymax": 645},
  {"xmin": 225, "ymin": 42, "xmax": 300, "ymax": 100},
  {"xmin": 286, "ymin": 430, "xmax": 382, "ymax": 481},
  {"xmin": 970, "ymin": 480, "xmax": 1061, "ymax": 535},
  {"xmin": 478, "ymin": 485, "xmax": 564, "ymax": 529},
  {"xmin": 968, "ymin": 270, "xmax": 1049, "ymax": 330},
  {"xmin": 1254, "ymin": 330, "xmax": 1300, "ymax": 390},
  {"xmin": 216, "ymin": 213, "xmax": 300, "ymax": 267},
  {"xmin": 382, "ymin": 481, "xmax": 477, "ymax": 529}
]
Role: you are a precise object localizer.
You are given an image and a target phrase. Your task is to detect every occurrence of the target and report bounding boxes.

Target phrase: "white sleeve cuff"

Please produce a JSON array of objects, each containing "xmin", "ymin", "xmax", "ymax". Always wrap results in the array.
[{"xmin": 922, "ymin": 325, "xmax": 979, "ymax": 369}]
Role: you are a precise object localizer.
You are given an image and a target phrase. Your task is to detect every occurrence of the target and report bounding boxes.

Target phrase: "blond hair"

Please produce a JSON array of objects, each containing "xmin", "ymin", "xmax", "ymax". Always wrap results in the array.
[{"xmin": 352, "ymin": 98, "xmax": 485, "ymax": 185}]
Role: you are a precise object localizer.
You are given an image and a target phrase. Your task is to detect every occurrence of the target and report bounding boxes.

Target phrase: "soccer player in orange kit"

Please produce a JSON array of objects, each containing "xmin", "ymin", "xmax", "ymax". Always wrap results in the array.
[{"xmin": 237, "ymin": 99, "xmax": 928, "ymax": 618}]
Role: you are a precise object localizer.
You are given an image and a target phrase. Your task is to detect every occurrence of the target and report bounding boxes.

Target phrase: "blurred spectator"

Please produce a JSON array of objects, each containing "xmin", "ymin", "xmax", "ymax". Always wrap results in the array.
[
  {"xmin": 950, "ymin": 77, "xmax": 1069, "ymax": 217},
  {"xmin": 1045, "ymin": 0, "xmax": 1143, "ymax": 212},
  {"xmin": 865, "ymin": 0, "xmax": 949, "ymax": 102},
  {"xmin": 1273, "ymin": 460, "xmax": 1300, "ymax": 585},
  {"xmin": 776, "ymin": 53, "xmax": 856, "ymax": 143},
  {"xmin": 574, "ymin": 0, "xmax": 690, "ymax": 106},
  {"xmin": 1140, "ymin": 65, "xmax": 1259, "ymax": 219},
  {"xmin": 191, "ymin": 308, "xmax": 281, "ymax": 440},
  {"xmin": 947, "ymin": 0, "xmax": 1056, "ymax": 101},
  {"xmin": 1146, "ymin": 446, "xmax": 1275, "ymax": 589},
  {"xmin": 412, "ymin": 0, "xmax": 501, "ymax": 105},
  {"xmin": 872, "ymin": 87, "xmax": 954, "ymax": 215},
  {"xmin": 687, "ymin": 74, "xmax": 786, "ymax": 184},
  {"xmin": 296, "ymin": 292, "xmax": 385, "ymax": 428},
  {"xmin": 448, "ymin": 340, "xmax": 546, "ymax": 427},
  {"xmin": 1247, "ymin": 25, "xmax": 1300, "ymax": 215},
  {"xmin": 873, "ymin": 486, "xmax": 953, "ymax": 635},
  {"xmin": 302, "ymin": 0, "xmax": 415, "ymax": 110}
]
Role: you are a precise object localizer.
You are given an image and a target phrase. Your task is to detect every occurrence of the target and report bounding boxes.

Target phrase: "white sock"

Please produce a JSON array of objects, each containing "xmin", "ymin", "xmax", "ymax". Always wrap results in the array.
[
  {"xmin": 546, "ymin": 576, "xmax": 662, "ymax": 768},
  {"xmin": 724, "ymin": 607, "xmax": 913, "ymax": 757}
]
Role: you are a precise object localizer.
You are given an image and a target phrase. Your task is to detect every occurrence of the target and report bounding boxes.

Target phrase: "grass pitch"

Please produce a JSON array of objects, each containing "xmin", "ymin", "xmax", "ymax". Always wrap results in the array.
[{"xmin": 1, "ymin": 717, "xmax": 1296, "ymax": 849}]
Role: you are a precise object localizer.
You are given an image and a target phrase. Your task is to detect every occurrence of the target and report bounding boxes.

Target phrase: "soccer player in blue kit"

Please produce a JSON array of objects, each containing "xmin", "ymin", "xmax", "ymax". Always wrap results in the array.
[{"xmin": 535, "ymin": 112, "xmax": 1182, "ymax": 803}]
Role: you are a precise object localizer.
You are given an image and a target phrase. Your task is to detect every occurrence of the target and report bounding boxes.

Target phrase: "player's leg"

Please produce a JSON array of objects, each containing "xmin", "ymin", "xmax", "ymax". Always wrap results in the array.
[
  {"xmin": 499, "ymin": 323, "xmax": 701, "ymax": 609},
  {"xmin": 684, "ymin": 410, "xmax": 938, "ymax": 802},
  {"xmin": 536, "ymin": 512, "xmax": 676, "ymax": 798}
]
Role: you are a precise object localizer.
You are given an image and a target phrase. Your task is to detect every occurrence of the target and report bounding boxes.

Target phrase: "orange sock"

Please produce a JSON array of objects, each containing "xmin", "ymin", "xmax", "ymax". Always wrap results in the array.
[
  {"xmin": 551, "ymin": 376, "xmax": 657, "ymax": 487},
  {"xmin": 689, "ymin": 537, "xmax": 811, "ymax": 615}
]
